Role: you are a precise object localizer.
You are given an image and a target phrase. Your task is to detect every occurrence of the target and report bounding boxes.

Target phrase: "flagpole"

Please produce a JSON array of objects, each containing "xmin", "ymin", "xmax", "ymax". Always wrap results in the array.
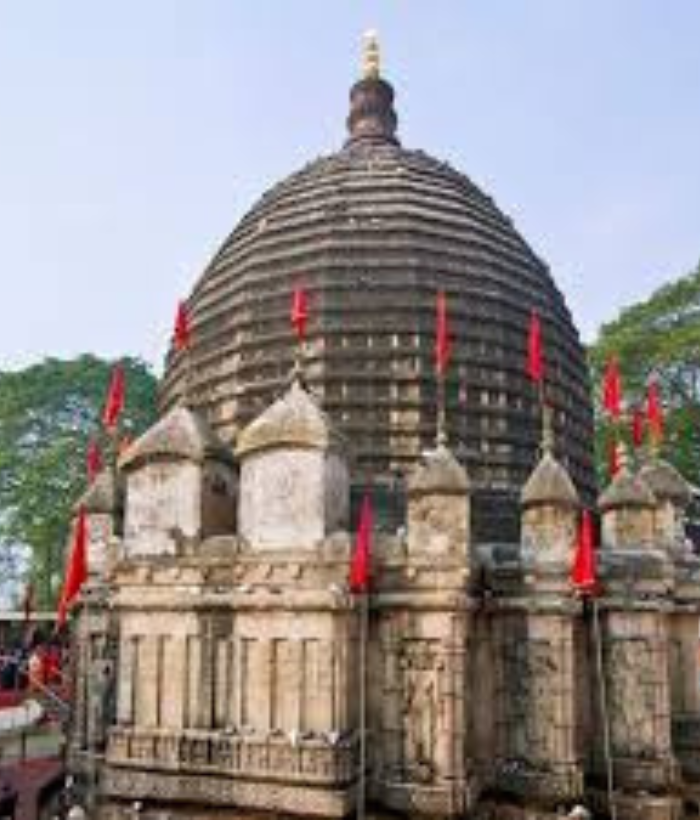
[
  {"xmin": 357, "ymin": 590, "xmax": 369, "ymax": 820},
  {"xmin": 437, "ymin": 373, "xmax": 446, "ymax": 447},
  {"xmin": 591, "ymin": 598, "xmax": 617, "ymax": 820}
]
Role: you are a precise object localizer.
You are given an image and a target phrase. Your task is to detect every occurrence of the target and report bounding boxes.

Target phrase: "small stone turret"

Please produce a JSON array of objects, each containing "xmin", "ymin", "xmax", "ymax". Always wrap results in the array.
[
  {"xmin": 598, "ymin": 460, "xmax": 657, "ymax": 549},
  {"xmin": 119, "ymin": 406, "xmax": 236, "ymax": 556},
  {"xmin": 521, "ymin": 445, "xmax": 579, "ymax": 573},
  {"xmin": 638, "ymin": 457, "xmax": 692, "ymax": 550},
  {"xmin": 236, "ymin": 379, "xmax": 348, "ymax": 549},
  {"xmin": 75, "ymin": 469, "xmax": 124, "ymax": 577},
  {"xmin": 406, "ymin": 443, "xmax": 470, "ymax": 561}
]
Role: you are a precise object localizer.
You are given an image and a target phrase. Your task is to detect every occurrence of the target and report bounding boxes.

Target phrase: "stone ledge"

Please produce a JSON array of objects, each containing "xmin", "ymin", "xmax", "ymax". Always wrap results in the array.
[
  {"xmin": 101, "ymin": 765, "xmax": 353, "ymax": 817},
  {"xmin": 107, "ymin": 727, "xmax": 355, "ymax": 788}
]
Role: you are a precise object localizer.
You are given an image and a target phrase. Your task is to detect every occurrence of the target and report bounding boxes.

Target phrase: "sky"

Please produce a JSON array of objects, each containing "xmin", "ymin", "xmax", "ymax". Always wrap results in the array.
[{"xmin": 0, "ymin": 2, "xmax": 699, "ymax": 374}]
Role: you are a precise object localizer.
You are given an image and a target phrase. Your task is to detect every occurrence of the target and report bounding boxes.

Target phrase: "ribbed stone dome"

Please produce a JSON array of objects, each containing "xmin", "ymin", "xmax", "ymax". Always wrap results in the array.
[{"xmin": 160, "ymin": 59, "xmax": 595, "ymax": 538}]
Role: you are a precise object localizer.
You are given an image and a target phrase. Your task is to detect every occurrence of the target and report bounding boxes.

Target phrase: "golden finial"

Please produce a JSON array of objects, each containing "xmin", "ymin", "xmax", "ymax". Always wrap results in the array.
[{"xmin": 362, "ymin": 30, "xmax": 381, "ymax": 80}]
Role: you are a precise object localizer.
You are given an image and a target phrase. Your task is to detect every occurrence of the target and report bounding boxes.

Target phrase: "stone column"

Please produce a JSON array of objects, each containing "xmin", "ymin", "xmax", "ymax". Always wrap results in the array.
[
  {"xmin": 67, "ymin": 469, "xmax": 123, "ymax": 807},
  {"xmin": 640, "ymin": 458, "xmax": 700, "ymax": 786},
  {"xmin": 375, "ymin": 443, "xmax": 473, "ymax": 816},
  {"xmin": 504, "ymin": 445, "xmax": 584, "ymax": 806},
  {"xmin": 598, "ymin": 465, "xmax": 680, "ymax": 819}
]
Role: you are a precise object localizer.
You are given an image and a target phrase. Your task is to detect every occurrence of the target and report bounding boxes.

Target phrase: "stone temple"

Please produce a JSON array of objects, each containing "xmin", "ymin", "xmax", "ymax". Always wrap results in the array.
[{"xmin": 67, "ymin": 37, "xmax": 700, "ymax": 819}]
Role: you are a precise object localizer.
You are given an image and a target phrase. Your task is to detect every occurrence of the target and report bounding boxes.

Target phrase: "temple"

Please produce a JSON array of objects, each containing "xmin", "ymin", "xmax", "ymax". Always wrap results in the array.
[{"xmin": 66, "ymin": 36, "xmax": 700, "ymax": 820}]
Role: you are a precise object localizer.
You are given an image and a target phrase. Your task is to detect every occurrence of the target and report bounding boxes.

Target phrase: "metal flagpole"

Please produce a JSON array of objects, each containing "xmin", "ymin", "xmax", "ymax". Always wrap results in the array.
[
  {"xmin": 437, "ymin": 373, "xmax": 447, "ymax": 447},
  {"xmin": 357, "ymin": 590, "xmax": 369, "ymax": 820},
  {"xmin": 591, "ymin": 598, "xmax": 617, "ymax": 820}
]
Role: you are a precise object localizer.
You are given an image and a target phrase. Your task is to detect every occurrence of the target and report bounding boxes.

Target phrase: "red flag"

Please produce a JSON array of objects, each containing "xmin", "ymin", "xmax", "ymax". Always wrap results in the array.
[
  {"xmin": 57, "ymin": 506, "xmax": 89, "ymax": 626},
  {"xmin": 435, "ymin": 291, "xmax": 451, "ymax": 376},
  {"xmin": 647, "ymin": 378, "xmax": 664, "ymax": 445},
  {"xmin": 349, "ymin": 493, "xmax": 373, "ymax": 594},
  {"xmin": 526, "ymin": 311, "xmax": 544, "ymax": 383},
  {"xmin": 608, "ymin": 437, "xmax": 620, "ymax": 479},
  {"xmin": 571, "ymin": 510, "xmax": 598, "ymax": 596},
  {"xmin": 291, "ymin": 285, "xmax": 309, "ymax": 341},
  {"xmin": 602, "ymin": 357, "xmax": 622, "ymax": 418},
  {"xmin": 632, "ymin": 406, "xmax": 645, "ymax": 448},
  {"xmin": 174, "ymin": 300, "xmax": 192, "ymax": 352},
  {"xmin": 102, "ymin": 364, "xmax": 125, "ymax": 431},
  {"xmin": 86, "ymin": 439, "xmax": 102, "ymax": 483}
]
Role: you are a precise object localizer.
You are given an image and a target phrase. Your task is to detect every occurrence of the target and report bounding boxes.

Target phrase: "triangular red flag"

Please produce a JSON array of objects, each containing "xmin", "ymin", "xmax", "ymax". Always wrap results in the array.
[
  {"xmin": 174, "ymin": 301, "xmax": 192, "ymax": 352},
  {"xmin": 602, "ymin": 357, "xmax": 622, "ymax": 418},
  {"xmin": 647, "ymin": 378, "xmax": 664, "ymax": 445},
  {"xmin": 632, "ymin": 406, "xmax": 645, "ymax": 448},
  {"xmin": 571, "ymin": 510, "xmax": 598, "ymax": 596},
  {"xmin": 349, "ymin": 493, "xmax": 373, "ymax": 594},
  {"xmin": 102, "ymin": 364, "xmax": 125, "ymax": 431},
  {"xmin": 57, "ymin": 506, "xmax": 89, "ymax": 626},
  {"xmin": 526, "ymin": 311, "xmax": 544, "ymax": 383},
  {"xmin": 86, "ymin": 439, "xmax": 102, "ymax": 483},
  {"xmin": 291, "ymin": 285, "xmax": 309, "ymax": 341},
  {"xmin": 435, "ymin": 291, "xmax": 451, "ymax": 376}
]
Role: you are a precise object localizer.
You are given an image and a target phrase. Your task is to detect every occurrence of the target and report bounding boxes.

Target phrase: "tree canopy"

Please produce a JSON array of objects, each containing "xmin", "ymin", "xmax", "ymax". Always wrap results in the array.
[
  {"xmin": 588, "ymin": 262, "xmax": 700, "ymax": 487},
  {"xmin": 0, "ymin": 355, "xmax": 158, "ymax": 608}
]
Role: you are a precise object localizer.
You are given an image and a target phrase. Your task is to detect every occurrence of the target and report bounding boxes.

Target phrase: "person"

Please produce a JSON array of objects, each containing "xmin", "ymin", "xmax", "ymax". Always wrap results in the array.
[{"xmin": 28, "ymin": 645, "xmax": 45, "ymax": 688}]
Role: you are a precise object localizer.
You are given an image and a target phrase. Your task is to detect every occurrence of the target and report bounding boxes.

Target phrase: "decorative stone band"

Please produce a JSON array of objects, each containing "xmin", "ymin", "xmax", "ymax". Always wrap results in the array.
[
  {"xmin": 101, "ymin": 764, "xmax": 353, "ymax": 817},
  {"xmin": 379, "ymin": 779, "xmax": 473, "ymax": 817},
  {"xmin": 492, "ymin": 758, "xmax": 584, "ymax": 805},
  {"xmin": 106, "ymin": 726, "xmax": 355, "ymax": 787}
]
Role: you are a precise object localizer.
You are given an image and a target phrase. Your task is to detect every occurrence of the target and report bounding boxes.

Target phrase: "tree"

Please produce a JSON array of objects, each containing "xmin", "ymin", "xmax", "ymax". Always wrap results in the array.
[
  {"xmin": 589, "ymin": 263, "xmax": 700, "ymax": 488},
  {"xmin": 0, "ymin": 356, "xmax": 158, "ymax": 608}
]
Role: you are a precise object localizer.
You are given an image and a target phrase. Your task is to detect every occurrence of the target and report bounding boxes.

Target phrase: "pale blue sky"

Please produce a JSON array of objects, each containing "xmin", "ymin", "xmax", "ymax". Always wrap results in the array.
[{"xmin": 0, "ymin": 2, "xmax": 698, "ymax": 372}]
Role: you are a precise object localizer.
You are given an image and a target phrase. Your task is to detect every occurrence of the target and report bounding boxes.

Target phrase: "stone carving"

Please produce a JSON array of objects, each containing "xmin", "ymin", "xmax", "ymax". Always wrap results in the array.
[{"xmin": 607, "ymin": 637, "xmax": 667, "ymax": 758}]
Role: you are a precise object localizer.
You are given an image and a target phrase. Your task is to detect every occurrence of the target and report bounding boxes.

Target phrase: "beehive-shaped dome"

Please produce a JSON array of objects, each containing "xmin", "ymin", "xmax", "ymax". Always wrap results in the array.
[{"xmin": 160, "ymin": 43, "xmax": 595, "ymax": 538}]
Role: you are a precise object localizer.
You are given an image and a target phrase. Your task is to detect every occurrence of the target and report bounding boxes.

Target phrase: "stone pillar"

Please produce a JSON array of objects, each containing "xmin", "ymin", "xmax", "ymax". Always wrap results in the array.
[
  {"xmin": 67, "ymin": 469, "xmax": 123, "ymax": 802},
  {"xmin": 597, "ymin": 466, "xmax": 680, "ymax": 819},
  {"xmin": 500, "ymin": 446, "xmax": 584, "ymax": 806},
  {"xmin": 375, "ymin": 444, "xmax": 473, "ymax": 816},
  {"xmin": 640, "ymin": 458, "xmax": 700, "ymax": 786}
]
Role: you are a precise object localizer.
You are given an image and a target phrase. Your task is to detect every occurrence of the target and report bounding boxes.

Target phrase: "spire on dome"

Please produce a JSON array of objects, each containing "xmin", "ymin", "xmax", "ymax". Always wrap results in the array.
[
  {"xmin": 362, "ymin": 30, "xmax": 381, "ymax": 80},
  {"xmin": 346, "ymin": 31, "xmax": 399, "ymax": 147}
]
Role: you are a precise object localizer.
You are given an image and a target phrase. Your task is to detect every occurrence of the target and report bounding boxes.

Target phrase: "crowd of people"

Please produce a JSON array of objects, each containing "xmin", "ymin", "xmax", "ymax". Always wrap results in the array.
[{"xmin": 0, "ymin": 634, "xmax": 67, "ymax": 697}]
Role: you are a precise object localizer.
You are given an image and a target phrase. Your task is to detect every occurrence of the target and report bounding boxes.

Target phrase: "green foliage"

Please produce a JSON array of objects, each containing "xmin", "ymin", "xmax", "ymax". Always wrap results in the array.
[
  {"xmin": 0, "ymin": 355, "xmax": 157, "ymax": 607},
  {"xmin": 589, "ymin": 263, "xmax": 700, "ymax": 487}
]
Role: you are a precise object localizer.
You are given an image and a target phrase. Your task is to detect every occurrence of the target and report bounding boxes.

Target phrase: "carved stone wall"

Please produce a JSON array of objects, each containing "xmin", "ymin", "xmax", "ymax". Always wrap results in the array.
[
  {"xmin": 601, "ymin": 609, "xmax": 676, "ymax": 790},
  {"xmin": 493, "ymin": 613, "xmax": 581, "ymax": 803}
]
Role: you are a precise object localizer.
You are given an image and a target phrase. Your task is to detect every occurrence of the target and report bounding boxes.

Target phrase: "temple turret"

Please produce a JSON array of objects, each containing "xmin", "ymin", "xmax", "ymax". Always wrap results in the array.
[
  {"xmin": 119, "ymin": 406, "xmax": 237, "ymax": 556},
  {"xmin": 235, "ymin": 379, "xmax": 349, "ymax": 549}
]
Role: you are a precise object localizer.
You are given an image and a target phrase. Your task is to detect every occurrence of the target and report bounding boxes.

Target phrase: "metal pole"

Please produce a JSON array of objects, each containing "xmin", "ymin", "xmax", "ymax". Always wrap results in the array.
[
  {"xmin": 437, "ymin": 373, "xmax": 446, "ymax": 447},
  {"xmin": 591, "ymin": 599, "xmax": 617, "ymax": 820},
  {"xmin": 357, "ymin": 592, "xmax": 369, "ymax": 820}
]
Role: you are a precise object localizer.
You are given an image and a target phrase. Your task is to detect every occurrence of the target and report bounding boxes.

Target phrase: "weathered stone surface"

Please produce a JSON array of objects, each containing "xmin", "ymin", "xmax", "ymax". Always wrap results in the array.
[
  {"xmin": 521, "ymin": 452, "xmax": 579, "ymax": 511},
  {"xmin": 237, "ymin": 381, "xmax": 348, "ymax": 549},
  {"xmin": 407, "ymin": 445, "xmax": 470, "ymax": 558},
  {"xmin": 121, "ymin": 407, "xmax": 237, "ymax": 556},
  {"xmin": 66, "ymin": 45, "xmax": 700, "ymax": 820}
]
